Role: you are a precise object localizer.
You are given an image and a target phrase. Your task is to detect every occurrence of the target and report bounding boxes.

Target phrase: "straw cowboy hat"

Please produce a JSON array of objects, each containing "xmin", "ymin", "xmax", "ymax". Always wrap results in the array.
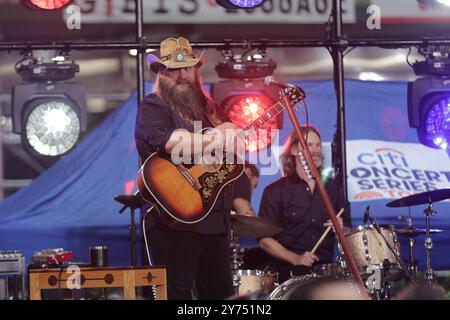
[{"xmin": 147, "ymin": 37, "xmax": 205, "ymax": 73}]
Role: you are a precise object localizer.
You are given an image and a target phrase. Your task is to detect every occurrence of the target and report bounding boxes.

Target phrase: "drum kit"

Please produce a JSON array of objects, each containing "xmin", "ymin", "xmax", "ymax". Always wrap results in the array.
[
  {"xmin": 229, "ymin": 215, "xmax": 281, "ymax": 297},
  {"xmin": 229, "ymin": 188, "xmax": 450, "ymax": 300}
]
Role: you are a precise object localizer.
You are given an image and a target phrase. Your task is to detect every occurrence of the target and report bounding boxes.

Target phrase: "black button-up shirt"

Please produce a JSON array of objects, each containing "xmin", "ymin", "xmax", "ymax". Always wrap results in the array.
[
  {"xmin": 259, "ymin": 175, "xmax": 351, "ymax": 262},
  {"xmin": 232, "ymin": 173, "xmax": 252, "ymax": 203},
  {"xmin": 135, "ymin": 93, "xmax": 234, "ymax": 235}
]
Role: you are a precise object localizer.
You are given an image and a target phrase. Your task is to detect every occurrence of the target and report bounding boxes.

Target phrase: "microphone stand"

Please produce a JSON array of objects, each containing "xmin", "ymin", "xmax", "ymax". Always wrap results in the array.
[
  {"xmin": 367, "ymin": 215, "xmax": 416, "ymax": 285},
  {"xmin": 281, "ymin": 88, "xmax": 364, "ymax": 288}
]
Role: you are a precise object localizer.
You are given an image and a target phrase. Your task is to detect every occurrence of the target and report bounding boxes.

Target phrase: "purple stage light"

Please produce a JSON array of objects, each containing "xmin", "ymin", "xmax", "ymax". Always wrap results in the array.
[
  {"xmin": 425, "ymin": 97, "xmax": 450, "ymax": 135},
  {"xmin": 216, "ymin": 0, "xmax": 266, "ymax": 9}
]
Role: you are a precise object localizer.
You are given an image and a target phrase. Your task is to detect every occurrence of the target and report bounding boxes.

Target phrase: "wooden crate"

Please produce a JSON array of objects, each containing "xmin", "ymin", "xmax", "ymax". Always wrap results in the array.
[{"xmin": 29, "ymin": 266, "xmax": 166, "ymax": 300}]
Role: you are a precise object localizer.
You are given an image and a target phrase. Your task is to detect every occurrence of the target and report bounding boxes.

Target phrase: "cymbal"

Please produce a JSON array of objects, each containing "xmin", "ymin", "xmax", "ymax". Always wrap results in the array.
[
  {"xmin": 386, "ymin": 188, "xmax": 450, "ymax": 208},
  {"xmin": 230, "ymin": 214, "xmax": 283, "ymax": 238},
  {"xmin": 395, "ymin": 227, "xmax": 444, "ymax": 237}
]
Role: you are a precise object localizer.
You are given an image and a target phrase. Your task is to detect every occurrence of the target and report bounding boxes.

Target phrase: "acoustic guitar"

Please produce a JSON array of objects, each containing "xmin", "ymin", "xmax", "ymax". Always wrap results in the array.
[{"xmin": 137, "ymin": 87, "xmax": 304, "ymax": 229}]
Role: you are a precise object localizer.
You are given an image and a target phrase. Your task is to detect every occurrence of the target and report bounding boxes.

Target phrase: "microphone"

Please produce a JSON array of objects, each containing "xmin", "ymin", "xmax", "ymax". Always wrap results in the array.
[
  {"xmin": 363, "ymin": 206, "xmax": 370, "ymax": 225},
  {"xmin": 264, "ymin": 76, "xmax": 306, "ymax": 97}
]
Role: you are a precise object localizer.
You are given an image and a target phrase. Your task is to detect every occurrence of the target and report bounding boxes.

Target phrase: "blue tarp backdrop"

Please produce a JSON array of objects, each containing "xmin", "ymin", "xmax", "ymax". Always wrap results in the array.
[{"xmin": 0, "ymin": 80, "xmax": 449, "ymax": 270}]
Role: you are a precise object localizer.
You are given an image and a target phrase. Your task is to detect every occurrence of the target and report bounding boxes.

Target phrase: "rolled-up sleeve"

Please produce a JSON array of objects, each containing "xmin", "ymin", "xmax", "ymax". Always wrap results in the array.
[{"xmin": 135, "ymin": 101, "xmax": 175, "ymax": 158}]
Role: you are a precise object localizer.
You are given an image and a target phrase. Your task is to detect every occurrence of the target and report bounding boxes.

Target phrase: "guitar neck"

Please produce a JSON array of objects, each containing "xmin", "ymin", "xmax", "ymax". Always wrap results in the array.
[{"xmin": 242, "ymin": 100, "xmax": 286, "ymax": 134}]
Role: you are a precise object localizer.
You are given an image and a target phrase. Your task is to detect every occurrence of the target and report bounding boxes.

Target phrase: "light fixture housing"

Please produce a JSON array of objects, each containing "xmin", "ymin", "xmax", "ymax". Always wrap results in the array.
[
  {"xmin": 408, "ymin": 77, "xmax": 450, "ymax": 149},
  {"xmin": 12, "ymin": 81, "xmax": 87, "ymax": 157}
]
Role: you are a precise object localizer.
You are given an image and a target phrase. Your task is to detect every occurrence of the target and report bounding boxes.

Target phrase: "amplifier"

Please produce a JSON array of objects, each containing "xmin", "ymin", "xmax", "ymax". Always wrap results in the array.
[
  {"xmin": 0, "ymin": 251, "xmax": 25, "ymax": 274},
  {"xmin": 0, "ymin": 250, "xmax": 26, "ymax": 300}
]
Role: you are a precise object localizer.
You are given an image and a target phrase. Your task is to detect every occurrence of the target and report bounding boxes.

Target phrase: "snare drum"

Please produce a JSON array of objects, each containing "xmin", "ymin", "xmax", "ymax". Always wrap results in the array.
[{"xmin": 236, "ymin": 270, "xmax": 278, "ymax": 296}]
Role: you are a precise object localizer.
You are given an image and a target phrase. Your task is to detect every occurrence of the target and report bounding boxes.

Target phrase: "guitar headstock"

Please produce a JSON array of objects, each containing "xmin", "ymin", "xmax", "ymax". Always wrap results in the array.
[{"xmin": 281, "ymin": 86, "xmax": 305, "ymax": 107}]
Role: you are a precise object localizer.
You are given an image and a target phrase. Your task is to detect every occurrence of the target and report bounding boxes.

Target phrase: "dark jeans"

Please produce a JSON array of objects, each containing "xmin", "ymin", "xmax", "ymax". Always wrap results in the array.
[{"xmin": 147, "ymin": 221, "xmax": 234, "ymax": 300}]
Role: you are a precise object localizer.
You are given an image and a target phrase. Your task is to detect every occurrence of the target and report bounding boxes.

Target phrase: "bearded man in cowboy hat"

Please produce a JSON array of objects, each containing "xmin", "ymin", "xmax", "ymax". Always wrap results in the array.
[{"xmin": 135, "ymin": 37, "xmax": 243, "ymax": 300}]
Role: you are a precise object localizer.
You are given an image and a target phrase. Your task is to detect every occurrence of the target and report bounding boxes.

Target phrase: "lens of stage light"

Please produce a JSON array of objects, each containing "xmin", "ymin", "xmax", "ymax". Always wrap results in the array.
[
  {"xmin": 229, "ymin": 0, "xmax": 265, "ymax": 8},
  {"xmin": 425, "ymin": 97, "xmax": 450, "ymax": 135},
  {"xmin": 433, "ymin": 136, "xmax": 448, "ymax": 149},
  {"xmin": 27, "ymin": 0, "xmax": 73, "ymax": 10},
  {"xmin": 436, "ymin": 0, "xmax": 450, "ymax": 6},
  {"xmin": 216, "ymin": 0, "xmax": 266, "ymax": 9},
  {"xmin": 25, "ymin": 100, "xmax": 80, "ymax": 156},
  {"xmin": 225, "ymin": 95, "xmax": 277, "ymax": 152}
]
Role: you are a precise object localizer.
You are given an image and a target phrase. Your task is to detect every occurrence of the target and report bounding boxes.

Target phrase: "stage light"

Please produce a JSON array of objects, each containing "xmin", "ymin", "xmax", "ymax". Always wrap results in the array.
[
  {"xmin": 128, "ymin": 49, "xmax": 156, "ymax": 57},
  {"xmin": 418, "ymin": 0, "xmax": 450, "ymax": 7},
  {"xmin": 211, "ymin": 48, "xmax": 282, "ymax": 152},
  {"xmin": 24, "ymin": 99, "xmax": 81, "ymax": 156},
  {"xmin": 408, "ymin": 78, "xmax": 450, "ymax": 150},
  {"xmin": 225, "ymin": 93, "xmax": 279, "ymax": 152},
  {"xmin": 211, "ymin": 79, "xmax": 281, "ymax": 152},
  {"xmin": 12, "ymin": 51, "xmax": 87, "ymax": 158},
  {"xmin": 358, "ymin": 72, "xmax": 384, "ymax": 81},
  {"xmin": 216, "ymin": 0, "xmax": 267, "ymax": 9},
  {"xmin": 21, "ymin": 0, "xmax": 73, "ymax": 10}
]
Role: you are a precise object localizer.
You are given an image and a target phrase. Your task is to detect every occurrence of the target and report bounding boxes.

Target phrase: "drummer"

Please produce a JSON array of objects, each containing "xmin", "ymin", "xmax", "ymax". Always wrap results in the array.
[{"xmin": 258, "ymin": 126, "xmax": 352, "ymax": 283}]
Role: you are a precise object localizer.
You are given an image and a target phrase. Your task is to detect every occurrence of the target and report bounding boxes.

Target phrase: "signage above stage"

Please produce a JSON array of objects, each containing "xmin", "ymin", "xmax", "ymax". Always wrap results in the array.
[
  {"xmin": 371, "ymin": 0, "xmax": 450, "ymax": 23},
  {"xmin": 347, "ymin": 139, "xmax": 450, "ymax": 202},
  {"xmin": 68, "ymin": 0, "xmax": 356, "ymax": 24}
]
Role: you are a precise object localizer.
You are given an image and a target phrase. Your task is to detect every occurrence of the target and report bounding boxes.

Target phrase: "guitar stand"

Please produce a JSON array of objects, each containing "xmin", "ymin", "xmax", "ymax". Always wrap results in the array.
[{"xmin": 114, "ymin": 193, "xmax": 144, "ymax": 267}]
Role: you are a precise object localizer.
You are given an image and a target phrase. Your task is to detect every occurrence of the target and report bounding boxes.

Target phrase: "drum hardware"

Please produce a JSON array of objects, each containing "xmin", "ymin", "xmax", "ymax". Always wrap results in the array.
[
  {"xmin": 367, "ymin": 280, "xmax": 392, "ymax": 300},
  {"xmin": 395, "ymin": 208, "xmax": 443, "ymax": 282},
  {"xmin": 423, "ymin": 193, "xmax": 436, "ymax": 285},
  {"xmin": 229, "ymin": 227, "xmax": 244, "ymax": 295},
  {"xmin": 364, "ymin": 249, "xmax": 370, "ymax": 262},
  {"xmin": 335, "ymin": 251, "xmax": 349, "ymax": 278},
  {"xmin": 397, "ymin": 223, "xmax": 443, "ymax": 282},
  {"xmin": 386, "ymin": 187, "xmax": 450, "ymax": 285},
  {"xmin": 229, "ymin": 214, "xmax": 282, "ymax": 296},
  {"xmin": 313, "ymin": 263, "xmax": 346, "ymax": 279},
  {"xmin": 407, "ymin": 238, "xmax": 417, "ymax": 280},
  {"xmin": 364, "ymin": 207, "xmax": 416, "ymax": 285}
]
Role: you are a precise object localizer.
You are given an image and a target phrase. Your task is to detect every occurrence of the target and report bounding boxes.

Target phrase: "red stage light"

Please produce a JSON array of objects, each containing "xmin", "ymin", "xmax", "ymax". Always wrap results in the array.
[
  {"xmin": 224, "ymin": 95, "xmax": 278, "ymax": 152},
  {"xmin": 22, "ymin": 0, "xmax": 73, "ymax": 10}
]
